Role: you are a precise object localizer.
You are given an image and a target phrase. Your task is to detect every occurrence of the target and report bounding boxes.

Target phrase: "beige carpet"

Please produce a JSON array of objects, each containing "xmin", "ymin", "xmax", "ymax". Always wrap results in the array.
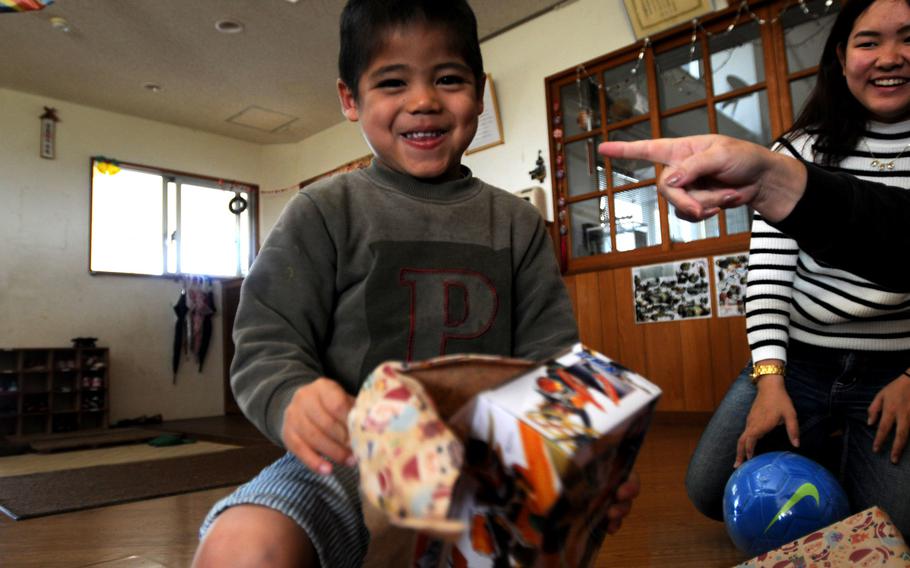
[{"xmin": 0, "ymin": 441, "xmax": 239, "ymax": 477}]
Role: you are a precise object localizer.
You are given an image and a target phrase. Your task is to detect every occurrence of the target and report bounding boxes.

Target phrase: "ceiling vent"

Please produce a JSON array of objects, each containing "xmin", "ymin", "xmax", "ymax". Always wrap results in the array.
[{"xmin": 226, "ymin": 106, "xmax": 298, "ymax": 133}]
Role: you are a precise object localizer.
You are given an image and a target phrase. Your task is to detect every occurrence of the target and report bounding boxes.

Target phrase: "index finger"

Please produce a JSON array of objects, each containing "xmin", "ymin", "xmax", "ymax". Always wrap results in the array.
[
  {"xmin": 891, "ymin": 416, "xmax": 908, "ymax": 464},
  {"xmin": 599, "ymin": 139, "xmax": 676, "ymax": 165},
  {"xmin": 873, "ymin": 412, "xmax": 895, "ymax": 454}
]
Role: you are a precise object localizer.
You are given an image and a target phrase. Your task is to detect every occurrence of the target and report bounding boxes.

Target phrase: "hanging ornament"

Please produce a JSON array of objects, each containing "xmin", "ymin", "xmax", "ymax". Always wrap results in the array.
[
  {"xmin": 39, "ymin": 107, "xmax": 59, "ymax": 160},
  {"xmin": 229, "ymin": 193, "xmax": 249, "ymax": 215},
  {"xmin": 577, "ymin": 109, "xmax": 592, "ymax": 131},
  {"xmin": 574, "ymin": 66, "xmax": 597, "ymax": 132},
  {"xmin": 528, "ymin": 150, "xmax": 547, "ymax": 183},
  {"xmin": 92, "ymin": 156, "xmax": 121, "ymax": 175}
]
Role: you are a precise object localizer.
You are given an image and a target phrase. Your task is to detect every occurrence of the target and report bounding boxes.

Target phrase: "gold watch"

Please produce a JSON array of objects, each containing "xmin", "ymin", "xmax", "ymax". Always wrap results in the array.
[{"xmin": 750, "ymin": 363, "xmax": 785, "ymax": 385}]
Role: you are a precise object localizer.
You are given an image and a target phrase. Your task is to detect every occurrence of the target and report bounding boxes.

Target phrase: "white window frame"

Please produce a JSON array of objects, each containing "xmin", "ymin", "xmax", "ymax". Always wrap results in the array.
[{"xmin": 89, "ymin": 159, "xmax": 258, "ymax": 278}]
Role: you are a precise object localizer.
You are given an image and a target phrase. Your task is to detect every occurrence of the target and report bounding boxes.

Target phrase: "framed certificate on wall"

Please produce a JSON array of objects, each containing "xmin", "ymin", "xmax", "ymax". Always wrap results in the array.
[
  {"xmin": 623, "ymin": 0, "xmax": 715, "ymax": 39},
  {"xmin": 466, "ymin": 73, "xmax": 505, "ymax": 155}
]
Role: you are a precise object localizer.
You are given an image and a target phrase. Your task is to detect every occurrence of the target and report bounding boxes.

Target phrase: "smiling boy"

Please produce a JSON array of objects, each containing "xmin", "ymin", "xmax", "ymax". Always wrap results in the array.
[{"xmin": 192, "ymin": 2, "xmax": 636, "ymax": 567}]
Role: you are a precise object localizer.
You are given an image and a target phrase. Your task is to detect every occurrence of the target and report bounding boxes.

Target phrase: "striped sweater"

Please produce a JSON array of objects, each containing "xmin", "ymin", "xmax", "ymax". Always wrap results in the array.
[{"xmin": 747, "ymin": 120, "xmax": 910, "ymax": 363}]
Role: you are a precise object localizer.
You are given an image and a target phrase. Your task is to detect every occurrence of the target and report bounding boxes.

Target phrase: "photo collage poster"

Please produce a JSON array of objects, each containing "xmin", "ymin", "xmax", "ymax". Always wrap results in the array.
[
  {"xmin": 631, "ymin": 258, "xmax": 711, "ymax": 323},
  {"xmin": 713, "ymin": 253, "xmax": 749, "ymax": 317}
]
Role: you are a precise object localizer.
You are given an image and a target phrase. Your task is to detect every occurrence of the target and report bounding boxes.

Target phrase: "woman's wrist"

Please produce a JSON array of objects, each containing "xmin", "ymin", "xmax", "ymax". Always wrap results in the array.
[
  {"xmin": 752, "ymin": 151, "xmax": 807, "ymax": 223},
  {"xmin": 754, "ymin": 373, "xmax": 786, "ymax": 391}
]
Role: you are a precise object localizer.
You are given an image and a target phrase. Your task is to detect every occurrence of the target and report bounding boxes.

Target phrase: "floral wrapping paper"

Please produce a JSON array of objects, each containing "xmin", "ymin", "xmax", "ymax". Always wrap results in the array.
[
  {"xmin": 348, "ymin": 362, "xmax": 466, "ymax": 536},
  {"xmin": 738, "ymin": 506, "xmax": 910, "ymax": 568}
]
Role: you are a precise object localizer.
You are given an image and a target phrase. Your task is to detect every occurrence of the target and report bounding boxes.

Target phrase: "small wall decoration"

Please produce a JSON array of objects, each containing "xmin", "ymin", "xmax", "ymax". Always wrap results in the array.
[
  {"xmin": 714, "ymin": 252, "xmax": 748, "ymax": 317},
  {"xmin": 528, "ymin": 150, "xmax": 546, "ymax": 182},
  {"xmin": 39, "ymin": 106, "xmax": 59, "ymax": 160},
  {"xmin": 623, "ymin": 0, "xmax": 715, "ymax": 39},
  {"xmin": 632, "ymin": 258, "xmax": 711, "ymax": 323},
  {"xmin": 466, "ymin": 73, "xmax": 504, "ymax": 155}
]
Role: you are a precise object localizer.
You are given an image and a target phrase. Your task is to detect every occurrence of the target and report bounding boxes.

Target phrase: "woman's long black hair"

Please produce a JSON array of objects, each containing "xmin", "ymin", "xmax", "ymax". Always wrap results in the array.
[{"xmin": 785, "ymin": 0, "xmax": 910, "ymax": 165}]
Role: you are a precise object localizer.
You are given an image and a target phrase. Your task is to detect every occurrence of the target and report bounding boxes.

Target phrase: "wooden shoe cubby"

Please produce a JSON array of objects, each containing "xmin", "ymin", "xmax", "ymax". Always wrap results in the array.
[{"xmin": 0, "ymin": 347, "xmax": 109, "ymax": 437}]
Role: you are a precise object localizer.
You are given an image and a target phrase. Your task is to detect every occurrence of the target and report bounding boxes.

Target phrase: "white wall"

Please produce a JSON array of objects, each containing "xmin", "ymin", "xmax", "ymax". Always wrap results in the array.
[
  {"xmin": 0, "ymin": 88, "xmax": 261, "ymax": 422},
  {"xmin": 258, "ymin": 120, "xmax": 368, "ymax": 233}
]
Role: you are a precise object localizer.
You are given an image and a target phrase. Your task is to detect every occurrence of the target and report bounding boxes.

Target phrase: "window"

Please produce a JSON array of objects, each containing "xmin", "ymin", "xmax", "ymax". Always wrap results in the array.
[
  {"xmin": 547, "ymin": 0, "xmax": 839, "ymax": 273},
  {"xmin": 90, "ymin": 159, "xmax": 257, "ymax": 277}
]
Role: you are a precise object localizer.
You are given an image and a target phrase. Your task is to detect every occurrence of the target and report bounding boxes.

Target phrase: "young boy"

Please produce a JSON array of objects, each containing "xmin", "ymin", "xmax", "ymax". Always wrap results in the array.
[{"xmin": 193, "ymin": 2, "xmax": 637, "ymax": 566}]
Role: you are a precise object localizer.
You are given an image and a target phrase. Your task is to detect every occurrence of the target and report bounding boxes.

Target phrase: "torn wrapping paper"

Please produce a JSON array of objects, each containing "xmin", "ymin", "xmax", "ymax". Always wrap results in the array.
[
  {"xmin": 0, "ymin": 0, "xmax": 54, "ymax": 13},
  {"xmin": 349, "ymin": 362, "xmax": 466, "ymax": 536},
  {"xmin": 351, "ymin": 344, "xmax": 661, "ymax": 567}
]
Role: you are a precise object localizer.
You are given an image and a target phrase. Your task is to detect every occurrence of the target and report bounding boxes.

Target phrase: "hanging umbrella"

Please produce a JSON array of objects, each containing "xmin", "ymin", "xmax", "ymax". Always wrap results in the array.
[
  {"xmin": 196, "ymin": 288, "xmax": 216, "ymax": 372},
  {"xmin": 172, "ymin": 289, "xmax": 188, "ymax": 383}
]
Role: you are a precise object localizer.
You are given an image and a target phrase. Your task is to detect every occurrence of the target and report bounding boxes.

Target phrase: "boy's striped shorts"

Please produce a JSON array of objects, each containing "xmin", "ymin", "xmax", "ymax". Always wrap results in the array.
[{"xmin": 199, "ymin": 451, "xmax": 369, "ymax": 568}]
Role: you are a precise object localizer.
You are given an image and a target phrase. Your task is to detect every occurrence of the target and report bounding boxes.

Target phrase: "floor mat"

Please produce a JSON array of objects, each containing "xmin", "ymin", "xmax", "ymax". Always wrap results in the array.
[
  {"xmin": 0, "ymin": 440, "xmax": 239, "ymax": 477},
  {"xmin": 0, "ymin": 444, "xmax": 284, "ymax": 520}
]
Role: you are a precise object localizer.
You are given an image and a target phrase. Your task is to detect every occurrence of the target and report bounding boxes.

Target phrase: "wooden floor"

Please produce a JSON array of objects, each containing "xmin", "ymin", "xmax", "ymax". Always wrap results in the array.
[{"xmin": 0, "ymin": 414, "xmax": 748, "ymax": 568}]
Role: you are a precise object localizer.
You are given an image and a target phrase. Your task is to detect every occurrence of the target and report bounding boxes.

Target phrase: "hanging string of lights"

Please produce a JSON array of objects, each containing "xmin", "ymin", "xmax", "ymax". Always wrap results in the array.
[{"xmin": 573, "ymin": 0, "xmax": 839, "ymax": 105}]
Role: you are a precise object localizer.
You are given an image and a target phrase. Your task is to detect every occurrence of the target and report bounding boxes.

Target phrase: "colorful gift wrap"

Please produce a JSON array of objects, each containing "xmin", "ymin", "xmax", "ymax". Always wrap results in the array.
[
  {"xmin": 422, "ymin": 343, "xmax": 662, "ymax": 567},
  {"xmin": 0, "ymin": 0, "xmax": 54, "ymax": 13},
  {"xmin": 737, "ymin": 506, "xmax": 910, "ymax": 568},
  {"xmin": 349, "ymin": 362, "xmax": 466, "ymax": 537}
]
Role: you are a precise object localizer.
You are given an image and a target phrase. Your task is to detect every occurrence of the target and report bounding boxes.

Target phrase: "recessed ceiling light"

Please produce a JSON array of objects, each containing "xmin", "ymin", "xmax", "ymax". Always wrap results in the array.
[
  {"xmin": 142, "ymin": 82, "xmax": 163, "ymax": 93},
  {"xmin": 214, "ymin": 19, "xmax": 244, "ymax": 34}
]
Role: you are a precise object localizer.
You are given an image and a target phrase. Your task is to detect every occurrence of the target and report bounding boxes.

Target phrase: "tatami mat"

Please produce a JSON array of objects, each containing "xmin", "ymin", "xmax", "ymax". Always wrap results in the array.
[{"xmin": 0, "ymin": 441, "xmax": 239, "ymax": 477}]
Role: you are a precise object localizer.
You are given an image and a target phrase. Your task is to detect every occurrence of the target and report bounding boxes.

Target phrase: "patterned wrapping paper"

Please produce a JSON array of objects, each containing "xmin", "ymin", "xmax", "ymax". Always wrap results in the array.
[
  {"xmin": 351, "ymin": 345, "xmax": 662, "ymax": 567},
  {"xmin": 348, "ymin": 362, "xmax": 466, "ymax": 537},
  {"xmin": 738, "ymin": 506, "xmax": 910, "ymax": 568},
  {"xmin": 423, "ymin": 343, "xmax": 662, "ymax": 568}
]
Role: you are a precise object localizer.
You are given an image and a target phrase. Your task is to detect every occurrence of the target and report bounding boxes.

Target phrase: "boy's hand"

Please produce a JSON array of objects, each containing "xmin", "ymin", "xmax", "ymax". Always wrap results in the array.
[
  {"xmin": 282, "ymin": 378, "xmax": 356, "ymax": 475},
  {"xmin": 606, "ymin": 472, "xmax": 641, "ymax": 534},
  {"xmin": 868, "ymin": 372, "xmax": 910, "ymax": 464}
]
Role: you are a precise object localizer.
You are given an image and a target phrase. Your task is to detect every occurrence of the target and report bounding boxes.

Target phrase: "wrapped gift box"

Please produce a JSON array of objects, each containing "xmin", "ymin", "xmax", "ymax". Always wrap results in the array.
[
  {"xmin": 738, "ymin": 506, "xmax": 910, "ymax": 568},
  {"xmin": 416, "ymin": 343, "xmax": 662, "ymax": 567}
]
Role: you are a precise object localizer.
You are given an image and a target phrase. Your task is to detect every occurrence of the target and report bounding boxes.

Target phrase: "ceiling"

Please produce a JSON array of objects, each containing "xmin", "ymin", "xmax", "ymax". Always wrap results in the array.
[{"xmin": 0, "ymin": 0, "xmax": 567, "ymax": 145}]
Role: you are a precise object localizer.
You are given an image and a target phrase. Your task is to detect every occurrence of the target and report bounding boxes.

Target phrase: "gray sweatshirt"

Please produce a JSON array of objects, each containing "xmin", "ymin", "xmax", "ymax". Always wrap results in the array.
[{"xmin": 232, "ymin": 160, "xmax": 579, "ymax": 446}]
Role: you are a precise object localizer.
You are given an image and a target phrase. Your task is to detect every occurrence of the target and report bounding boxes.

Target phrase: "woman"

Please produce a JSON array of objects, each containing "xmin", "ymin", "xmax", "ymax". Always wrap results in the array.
[{"xmin": 686, "ymin": 0, "xmax": 910, "ymax": 536}]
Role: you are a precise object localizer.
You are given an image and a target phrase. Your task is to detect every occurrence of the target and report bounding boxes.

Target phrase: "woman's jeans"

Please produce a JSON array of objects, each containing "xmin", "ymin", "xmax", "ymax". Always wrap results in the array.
[{"xmin": 685, "ymin": 341, "xmax": 910, "ymax": 536}]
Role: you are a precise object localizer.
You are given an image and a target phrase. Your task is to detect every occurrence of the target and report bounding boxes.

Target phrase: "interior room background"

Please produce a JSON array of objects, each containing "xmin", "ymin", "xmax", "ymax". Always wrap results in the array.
[{"xmin": 0, "ymin": 0, "xmax": 636, "ymax": 424}]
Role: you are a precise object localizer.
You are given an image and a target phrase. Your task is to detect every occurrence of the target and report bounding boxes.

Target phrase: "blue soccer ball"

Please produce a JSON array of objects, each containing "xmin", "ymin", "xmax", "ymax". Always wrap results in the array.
[{"xmin": 723, "ymin": 451, "xmax": 850, "ymax": 557}]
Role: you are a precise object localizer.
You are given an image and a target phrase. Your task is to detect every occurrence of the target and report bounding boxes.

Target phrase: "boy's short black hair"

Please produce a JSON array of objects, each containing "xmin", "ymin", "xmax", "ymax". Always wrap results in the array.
[{"xmin": 338, "ymin": 0, "xmax": 485, "ymax": 100}]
